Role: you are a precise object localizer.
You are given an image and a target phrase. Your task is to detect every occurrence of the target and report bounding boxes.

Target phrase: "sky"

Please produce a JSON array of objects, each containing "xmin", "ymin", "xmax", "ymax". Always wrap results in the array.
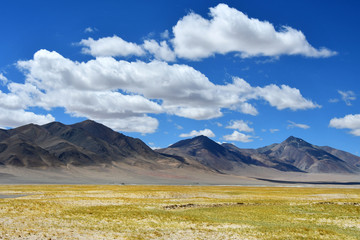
[{"xmin": 1, "ymin": 1, "xmax": 360, "ymax": 155}]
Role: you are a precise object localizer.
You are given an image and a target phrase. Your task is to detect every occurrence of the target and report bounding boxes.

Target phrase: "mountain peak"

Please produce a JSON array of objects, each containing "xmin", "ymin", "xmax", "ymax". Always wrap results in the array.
[
  {"xmin": 283, "ymin": 136, "xmax": 312, "ymax": 147},
  {"xmin": 285, "ymin": 136, "xmax": 300, "ymax": 142},
  {"xmin": 169, "ymin": 135, "xmax": 216, "ymax": 149},
  {"xmin": 73, "ymin": 119, "xmax": 102, "ymax": 128}
]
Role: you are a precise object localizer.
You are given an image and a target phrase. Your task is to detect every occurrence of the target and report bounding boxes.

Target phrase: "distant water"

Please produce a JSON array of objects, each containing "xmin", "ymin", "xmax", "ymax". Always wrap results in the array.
[
  {"xmin": 0, "ymin": 194, "xmax": 27, "ymax": 199},
  {"xmin": 254, "ymin": 178, "xmax": 360, "ymax": 185}
]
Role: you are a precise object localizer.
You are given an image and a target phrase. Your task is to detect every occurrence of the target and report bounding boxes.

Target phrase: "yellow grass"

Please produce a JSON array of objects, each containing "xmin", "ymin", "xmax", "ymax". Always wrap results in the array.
[{"xmin": 0, "ymin": 185, "xmax": 359, "ymax": 239}]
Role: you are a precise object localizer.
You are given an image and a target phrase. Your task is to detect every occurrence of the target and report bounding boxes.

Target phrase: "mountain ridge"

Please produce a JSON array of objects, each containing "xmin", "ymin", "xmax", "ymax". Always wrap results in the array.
[
  {"xmin": 0, "ymin": 120, "xmax": 188, "ymax": 169},
  {"xmin": 0, "ymin": 120, "xmax": 359, "ymax": 176}
]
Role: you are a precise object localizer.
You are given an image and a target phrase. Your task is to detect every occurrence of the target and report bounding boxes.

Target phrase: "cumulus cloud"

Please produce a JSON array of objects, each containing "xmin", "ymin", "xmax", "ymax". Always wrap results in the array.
[
  {"xmin": 0, "ymin": 108, "xmax": 54, "ymax": 129},
  {"xmin": 7, "ymin": 49, "xmax": 319, "ymax": 133},
  {"xmin": 223, "ymin": 131, "xmax": 253, "ymax": 142},
  {"xmin": 93, "ymin": 116, "xmax": 159, "ymax": 134},
  {"xmin": 257, "ymin": 84, "xmax": 320, "ymax": 110},
  {"xmin": 80, "ymin": 36, "xmax": 145, "ymax": 57},
  {"xmin": 179, "ymin": 129, "xmax": 215, "ymax": 138},
  {"xmin": 19, "ymin": 50, "xmax": 317, "ymax": 118},
  {"xmin": 79, "ymin": 35, "xmax": 176, "ymax": 62},
  {"xmin": 329, "ymin": 114, "xmax": 360, "ymax": 136},
  {"xmin": 237, "ymin": 102, "xmax": 258, "ymax": 116},
  {"xmin": 226, "ymin": 120, "xmax": 254, "ymax": 132},
  {"xmin": 338, "ymin": 90, "xmax": 356, "ymax": 106},
  {"xmin": 287, "ymin": 121, "xmax": 310, "ymax": 129},
  {"xmin": 143, "ymin": 40, "xmax": 176, "ymax": 62},
  {"xmin": 172, "ymin": 3, "xmax": 336, "ymax": 60}
]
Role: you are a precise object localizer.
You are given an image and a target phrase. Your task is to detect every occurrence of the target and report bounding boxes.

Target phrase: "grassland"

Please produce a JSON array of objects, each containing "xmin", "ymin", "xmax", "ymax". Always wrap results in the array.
[{"xmin": 0, "ymin": 185, "xmax": 359, "ymax": 239}]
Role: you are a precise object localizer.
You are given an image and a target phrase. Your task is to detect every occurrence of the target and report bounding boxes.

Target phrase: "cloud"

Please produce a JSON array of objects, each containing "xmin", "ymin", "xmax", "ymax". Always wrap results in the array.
[
  {"xmin": 180, "ymin": 129, "xmax": 215, "ymax": 138},
  {"xmin": 84, "ymin": 27, "xmax": 97, "ymax": 33},
  {"xmin": 223, "ymin": 131, "xmax": 253, "ymax": 142},
  {"xmin": 143, "ymin": 40, "xmax": 176, "ymax": 62},
  {"xmin": 237, "ymin": 102, "xmax": 258, "ymax": 116},
  {"xmin": 93, "ymin": 116, "xmax": 158, "ymax": 134},
  {"xmin": 329, "ymin": 114, "xmax": 360, "ymax": 136},
  {"xmin": 256, "ymin": 84, "xmax": 320, "ymax": 110},
  {"xmin": 338, "ymin": 90, "xmax": 356, "ymax": 106},
  {"xmin": 0, "ymin": 73, "xmax": 8, "ymax": 84},
  {"xmin": 269, "ymin": 128, "xmax": 279, "ymax": 133},
  {"xmin": 10, "ymin": 49, "xmax": 319, "ymax": 133},
  {"xmin": 161, "ymin": 30, "xmax": 170, "ymax": 39},
  {"xmin": 80, "ymin": 35, "xmax": 176, "ymax": 62},
  {"xmin": 226, "ymin": 120, "xmax": 254, "ymax": 132},
  {"xmin": 172, "ymin": 4, "xmax": 336, "ymax": 60},
  {"xmin": 80, "ymin": 36, "xmax": 145, "ymax": 57},
  {"xmin": 0, "ymin": 108, "xmax": 54, "ymax": 129},
  {"xmin": 287, "ymin": 121, "xmax": 310, "ymax": 129},
  {"xmin": 174, "ymin": 123, "xmax": 183, "ymax": 130},
  {"xmin": 329, "ymin": 98, "xmax": 339, "ymax": 103}
]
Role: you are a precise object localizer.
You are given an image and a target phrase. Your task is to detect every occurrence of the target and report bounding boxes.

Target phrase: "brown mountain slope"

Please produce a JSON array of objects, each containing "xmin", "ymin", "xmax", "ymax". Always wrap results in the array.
[
  {"xmin": 319, "ymin": 146, "xmax": 360, "ymax": 169},
  {"xmin": 222, "ymin": 143, "xmax": 304, "ymax": 172},
  {"xmin": 256, "ymin": 136, "xmax": 356, "ymax": 173},
  {"xmin": 0, "ymin": 121, "xmax": 359, "ymax": 176},
  {"xmin": 0, "ymin": 120, "xmax": 188, "ymax": 170},
  {"xmin": 157, "ymin": 135, "xmax": 263, "ymax": 172}
]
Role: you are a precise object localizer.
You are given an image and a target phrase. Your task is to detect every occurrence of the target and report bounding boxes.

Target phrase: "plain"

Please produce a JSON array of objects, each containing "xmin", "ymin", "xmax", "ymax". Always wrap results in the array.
[{"xmin": 0, "ymin": 185, "xmax": 359, "ymax": 239}]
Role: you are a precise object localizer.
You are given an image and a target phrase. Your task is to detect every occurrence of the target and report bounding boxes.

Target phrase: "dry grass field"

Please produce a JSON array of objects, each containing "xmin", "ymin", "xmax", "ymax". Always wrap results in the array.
[{"xmin": 0, "ymin": 185, "xmax": 359, "ymax": 239}]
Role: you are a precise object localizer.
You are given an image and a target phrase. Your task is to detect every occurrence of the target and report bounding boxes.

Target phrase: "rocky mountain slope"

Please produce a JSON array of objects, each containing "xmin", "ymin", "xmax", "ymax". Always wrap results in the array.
[
  {"xmin": 0, "ymin": 120, "xmax": 359, "ymax": 175},
  {"xmin": 0, "ymin": 120, "xmax": 188, "ymax": 169},
  {"xmin": 222, "ymin": 136, "xmax": 357, "ymax": 173}
]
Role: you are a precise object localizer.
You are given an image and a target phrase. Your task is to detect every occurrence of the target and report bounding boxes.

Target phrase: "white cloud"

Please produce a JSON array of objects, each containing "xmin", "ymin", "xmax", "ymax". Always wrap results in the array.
[
  {"xmin": 223, "ymin": 131, "xmax": 253, "ymax": 142},
  {"xmin": 287, "ymin": 121, "xmax": 310, "ymax": 129},
  {"xmin": 143, "ymin": 39, "xmax": 176, "ymax": 62},
  {"xmin": 93, "ymin": 116, "xmax": 159, "ymax": 134},
  {"xmin": 329, "ymin": 114, "xmax": 360, "ymax": 136},
  {"xmin": 161, "ymin": 30, "xmax": 170, "ymax": 39},
  {"xmin": 84, "ymin": 27, "xmax": 97, "ymax": 33},
  {"xmin": 237, "ymin": 102, "xmax": 258, "ymax": 116},
  {"xmin": 0, "ymin": 108, "xmax": 54, "ymax": 129},
  {"xmin": 79, "ymin": 36, "xmax": 145, "ymax": 57},
  {"xmin": 10, "ymin": 49, "xmax": 319, "ymax": 133},
  {"xmin": 329, "ymin": 98, "xmax": 339, "ymax": 103},
  {"xmin": 226, "ymin": 120, "xmax": 254, "ymax": 132},
  {"xmin": 338, "ymin": 90, "xmax": 356, "ymax": 106},
  {"xmin": 0, "ymin": 73, "xmax": 8, "ymax": 84},
  {"xmin": 180, "ymin": 129, "xmax": 215, "ymax": 138},
  {"xmin": 257, "ymin": 84, "xmax": 320, "ymax": 110},
  {"xmin": 172, "ymin": 4, "xmax": 336, "ymax": 60}
]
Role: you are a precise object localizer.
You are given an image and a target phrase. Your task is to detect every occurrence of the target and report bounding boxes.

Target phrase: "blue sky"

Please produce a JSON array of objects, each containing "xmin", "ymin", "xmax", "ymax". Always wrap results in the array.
[{"xmin": 1, "ymin": 1, "xmax": 360, "ymax": 155}]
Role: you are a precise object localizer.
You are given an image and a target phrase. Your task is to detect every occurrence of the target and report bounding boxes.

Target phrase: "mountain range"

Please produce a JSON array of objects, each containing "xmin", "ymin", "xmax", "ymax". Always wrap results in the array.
[{"xmin": 0, "ymin": 120, "xmax": 359, "ymax": 184}]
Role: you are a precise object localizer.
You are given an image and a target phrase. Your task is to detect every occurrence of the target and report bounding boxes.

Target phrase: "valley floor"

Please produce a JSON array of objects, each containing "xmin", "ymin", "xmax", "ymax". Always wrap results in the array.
[
  {"xmin": 1, "ymin": 165, "xmax": 360, "ymax": 187},
  {"xmin": 0, "ymin": 185, "xmax": 359, "ymax": 239}
]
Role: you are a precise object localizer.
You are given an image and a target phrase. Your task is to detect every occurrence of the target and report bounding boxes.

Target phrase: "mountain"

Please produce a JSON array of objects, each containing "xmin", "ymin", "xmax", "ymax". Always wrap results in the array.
[
  {"xmin": 222, "ymin": 136, "xmax": 356, "ymax": 174},
  {"xmin": 0, "ymin": 121, "xmax": 359, "ymax": 177},
  {"xmin": 260, "ymin": 136, "xmax": 355, "ymax": 173},
  {"xmin": 319, "ymin": 146, "xmax": 360, "ymax": 169},
  {"xmin": 0, "ymin": 120, "xmax": 187, "ymax": 169},
  {"xmin": 222, "ymin": 142, "xmax": 304, "ymax": 172},
  {"xmin": 158, "ymin": 135, "xmax": 266, "ymax": 172},
  {"xmin": 160, "ymin": 135, "xmax": 358, "ymax": 174}
]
